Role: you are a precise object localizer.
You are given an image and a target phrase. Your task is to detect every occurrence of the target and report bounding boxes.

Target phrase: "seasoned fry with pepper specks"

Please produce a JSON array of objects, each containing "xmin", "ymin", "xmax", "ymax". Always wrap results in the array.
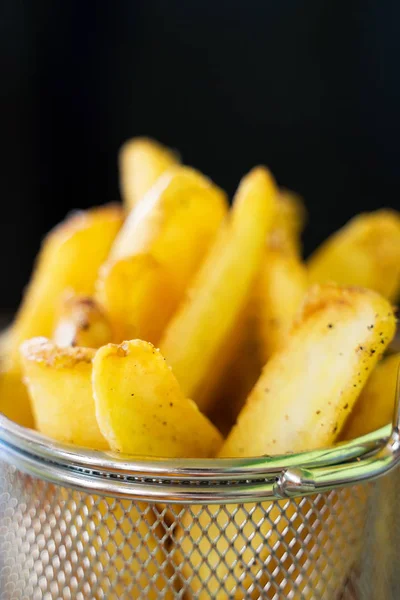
[
  {"xmin": 20, "ymin": 338, "xmax": 107, "ymax": 449},
  {"xmin": 93, "ymin": 340, "xmax": 222, "ymax": 458},
  {"xmin": 342, "ymin": 353, "xmax": 400, "ymax": 440},
  {"xmin": 221, "ymin": 284, "xmax": 396, "ymax": 457},
  {"xmin": 53, "ymin": 294, "xmax": 114, "ymax": 349}
]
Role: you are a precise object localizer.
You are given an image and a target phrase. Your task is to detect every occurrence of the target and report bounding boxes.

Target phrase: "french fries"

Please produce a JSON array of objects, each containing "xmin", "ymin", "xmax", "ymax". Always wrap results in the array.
[
  {"xmin": 0, "ymin": 363, "xmax": 34, "ymax": 428},
  {"xmin": 96, "ymin": 254, "xmax": 177, "ymax": 345},
  {"xmin": 0, "ymin": 330, "xmax": 34, "ymax": 427},
  {"xmin": 222, "ymin": 284, "xmax": 396, "ymax": 457},
  {"xmin": 341, "ymin": 353, "xmax": 400, "ymax": 440},
  {"xmin": 119, "ymin": 137, "xmax": 179, "ymax": 210},
  {"xmin": 258, "ymin": 193, "xmax": 308, "ymax": 364},
  {"xmin": 101, "ymin": 166, "xmax": 228, "ymax": 344},
  {"xmin": 111, "ymin": 165, "xmax": 227, "ymax": 282},
  {"xmin": 53, "ymin": 294, "xmax": 114, "ymax": 349},
  {"xmin": 160, "ymin": 167, "xmax": 278, "ymax": 410},
  {"xmin": 20, "ymin": 337, "xmax": 107, "ymax": 449},
  {"xmin": 275, "ymin": 188, "xmax": 306, "ymax": 255},
  {"xmin": 308, "ymin": 209, "xmax": 400, "ymax": 301},
  {"xmin": 8, "ymin": 205, "xmax": 123, "ymax": 361},
  {"xmin": 209, "ymin": 189, "xmax": 308, "ymax": 425},
  {"xmin": 4, "ymin": 135, "xmax": 400, "ymax": 600},
  {"xmin": 179, "ymin": 284, "xmax": 396, "ymax": 599},
  {"xmin": 93, "ymin": 339, "xmax": 222, "ymax": 458},
  {"xmin": 258, "ymin": 244, "xmax": 308, "ymax": 363},
  {"xmin": 0, "ymin": 207, "xmax": 122, "ymax": 427},
  {"xmin": 207, "ymin": 288, "xmax": 264, "ymax": 435}
]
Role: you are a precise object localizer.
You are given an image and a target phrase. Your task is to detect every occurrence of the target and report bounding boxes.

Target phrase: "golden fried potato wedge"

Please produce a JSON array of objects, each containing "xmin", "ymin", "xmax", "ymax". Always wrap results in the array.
[
  {"xmin": 111, "ymin": 165, "xmax": 228, "ymax": 297},
  {"xmin": 221, "ymin": 284, "xmax": 396, "ymax": 457},
  {"xmin": 0, "ymin": 363, "xmax": 34, "ymax": 428},
  {"xmin": 160, "ymin": 167, "xmax": 278, "ymax": 410},
  {"xmin": 259, "ymin": 245, "xmax": 308, "ymax": 363},
  {"xmin": 206, "ymin": 285, "xmax": 264, "ymax": 434},
  {"xmin": 53, "ymin": 294, "xmax": 114, "ymax": 349},
  {"xmin": 8, "ymin": 205, "xmax": 123, "ymax": 361},
  {"xmin": 208, "ymin": 188, "xmax": 307, "ymax": 423},
  {"xmin": 96, "ymin": 254, "xmax": 178, "ymax": 345},
  {"xmin": 276, "ymin": 188, "xmax": 306, "ymax": 254},
  {"xmin": 0, "ymin": 329, "xmax": 34, "ymax": 427},
  {"xmin": 93, "ymin": 340, "xmax": 222, "ymax": 458},
  {"xmin": 258, "ymin": 186, "xmax": 308, "ymax": 362},
  {"xmin": 119, "ymin": 136, "xmax": 179, "ymax": 210},
  {"xmin": 20, "ymin": 338, "xmax": 107, "ymax": 449},
  {"xmin": 308, "ymin": 209, "xmax": 400, "ymax": 301},
  {"xmin": 342, "ymin": 353, "xmax": 400, "ymax": 440}
]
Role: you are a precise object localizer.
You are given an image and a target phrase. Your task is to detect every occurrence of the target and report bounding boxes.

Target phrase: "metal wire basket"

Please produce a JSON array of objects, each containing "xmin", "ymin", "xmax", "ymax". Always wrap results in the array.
[{"xmin": 1, "ymin": 379, "xmax": 400, "ymax": 600}]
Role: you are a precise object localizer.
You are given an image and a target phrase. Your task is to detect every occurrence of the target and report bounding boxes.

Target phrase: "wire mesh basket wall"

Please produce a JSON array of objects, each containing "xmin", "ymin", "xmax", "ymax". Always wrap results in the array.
[{"xmin": 0, "ymin": 411, "xmax": 400, "ymax": 599}]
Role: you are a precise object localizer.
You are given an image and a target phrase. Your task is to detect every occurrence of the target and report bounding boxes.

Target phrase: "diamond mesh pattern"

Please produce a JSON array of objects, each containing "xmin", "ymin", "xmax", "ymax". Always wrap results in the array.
[{"xmin": 0, "ymin": 459, "xmax": 399, "ymax": 599}]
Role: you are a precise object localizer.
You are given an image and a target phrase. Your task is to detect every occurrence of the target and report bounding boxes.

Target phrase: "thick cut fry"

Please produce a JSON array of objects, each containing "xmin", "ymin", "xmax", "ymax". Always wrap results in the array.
[
  {"xmin": 160, "ymin": 167, "xmax": 278, "ymax": 410},
  {"xmin": 0, "ymin": 329, "xmax": 34, "ymax": 427},
  {"xmin": 221, "ymin": 284, "xmax": 396, "ymax": 457},
  {"xmin": 180, "ymin": 285, "xmax": 395, "ymax": 599},
  {"xmin": 8, "ymin": 205, "xmax": 123, "ymax": 361},
  {"xmin": 111, "ymin": 165, "xmax": 227, "ymax": 294},
  {"xmin": 206, "ymin": 285, "xmax": 264, "ymax": 434},
  {"xmin": 119, "ymin": 137, "xmax": 179, "ymax": 210},
  {"xmin": 259, "ymin": 245, "xmax": 308, "ymax": 362},
  {"xmin": 342, "ymin": 353, "xmax": 400, "ymax": 440},
  {"xmin": 258, "ymin": 187, "xmax": 308, "ymax": 362},
  {"xmin": 0, "ymin": 363, "xmax": 34, "ymax": 428},
  {"xmin": 20, "ymin": 338, "xmax": 107, "ymax": 449},
  {"xmin": 276, "ymin": 188, "xmax": 306, "ymax": 255},
  {"xmin": 1, "ymin": 207, "xmax": 122, "ymax": 428},
  {"xmin": 93, "ymin": 340, "xmax": 222, "ymax": 458},
  {"xmin": 308, "ymin": 209, "xmax": 400, "ymax": 301},
  {"xmin": 209, "ymin": 188, "xmax": 307, "ymax": 425},
  {"xmin": 96, "ymin": 254, "xmax": 177, "ymax": 345},
  {"xmin": 53, "ymin": 294, "xmax": 114, "ymax": 349}
]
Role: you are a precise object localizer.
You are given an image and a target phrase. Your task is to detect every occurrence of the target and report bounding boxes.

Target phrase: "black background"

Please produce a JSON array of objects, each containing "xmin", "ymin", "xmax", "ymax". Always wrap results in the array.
[{"xmin": 1, "ymin": 1, "xmax": 400, "ymax": 311}]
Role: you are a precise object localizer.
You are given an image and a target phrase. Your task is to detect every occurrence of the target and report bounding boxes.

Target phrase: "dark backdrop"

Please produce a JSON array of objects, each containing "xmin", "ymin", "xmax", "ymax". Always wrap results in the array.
[{"xmin": 1, "ymin": 0, "xmax": 400, "ymax": 311}]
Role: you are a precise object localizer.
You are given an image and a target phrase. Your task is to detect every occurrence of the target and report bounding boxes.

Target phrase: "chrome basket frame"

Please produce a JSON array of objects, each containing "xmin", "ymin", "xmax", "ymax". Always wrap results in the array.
[{"xmin": 0, "ymin": 370, "xmax": 399, "ymax": 504}]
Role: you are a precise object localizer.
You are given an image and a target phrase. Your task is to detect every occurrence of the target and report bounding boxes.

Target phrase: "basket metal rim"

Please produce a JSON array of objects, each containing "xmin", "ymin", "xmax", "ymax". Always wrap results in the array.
[
  {"xmin": 0, "ymin": 412, "xmax": 390, "ymax": 480},
  {"xmin": 0, "ymin": 413, "xmax": 389, "ymax": 478},
  {"xmin": 2, "ymin": 360, "xmax": 400, "ymax": 502}
]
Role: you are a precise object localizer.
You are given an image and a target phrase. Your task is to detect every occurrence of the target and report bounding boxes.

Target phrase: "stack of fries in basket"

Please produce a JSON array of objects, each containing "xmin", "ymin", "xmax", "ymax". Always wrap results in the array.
[{"xmin": 0, "ymin": 137, "xmax": 400, "ymax": 597}]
